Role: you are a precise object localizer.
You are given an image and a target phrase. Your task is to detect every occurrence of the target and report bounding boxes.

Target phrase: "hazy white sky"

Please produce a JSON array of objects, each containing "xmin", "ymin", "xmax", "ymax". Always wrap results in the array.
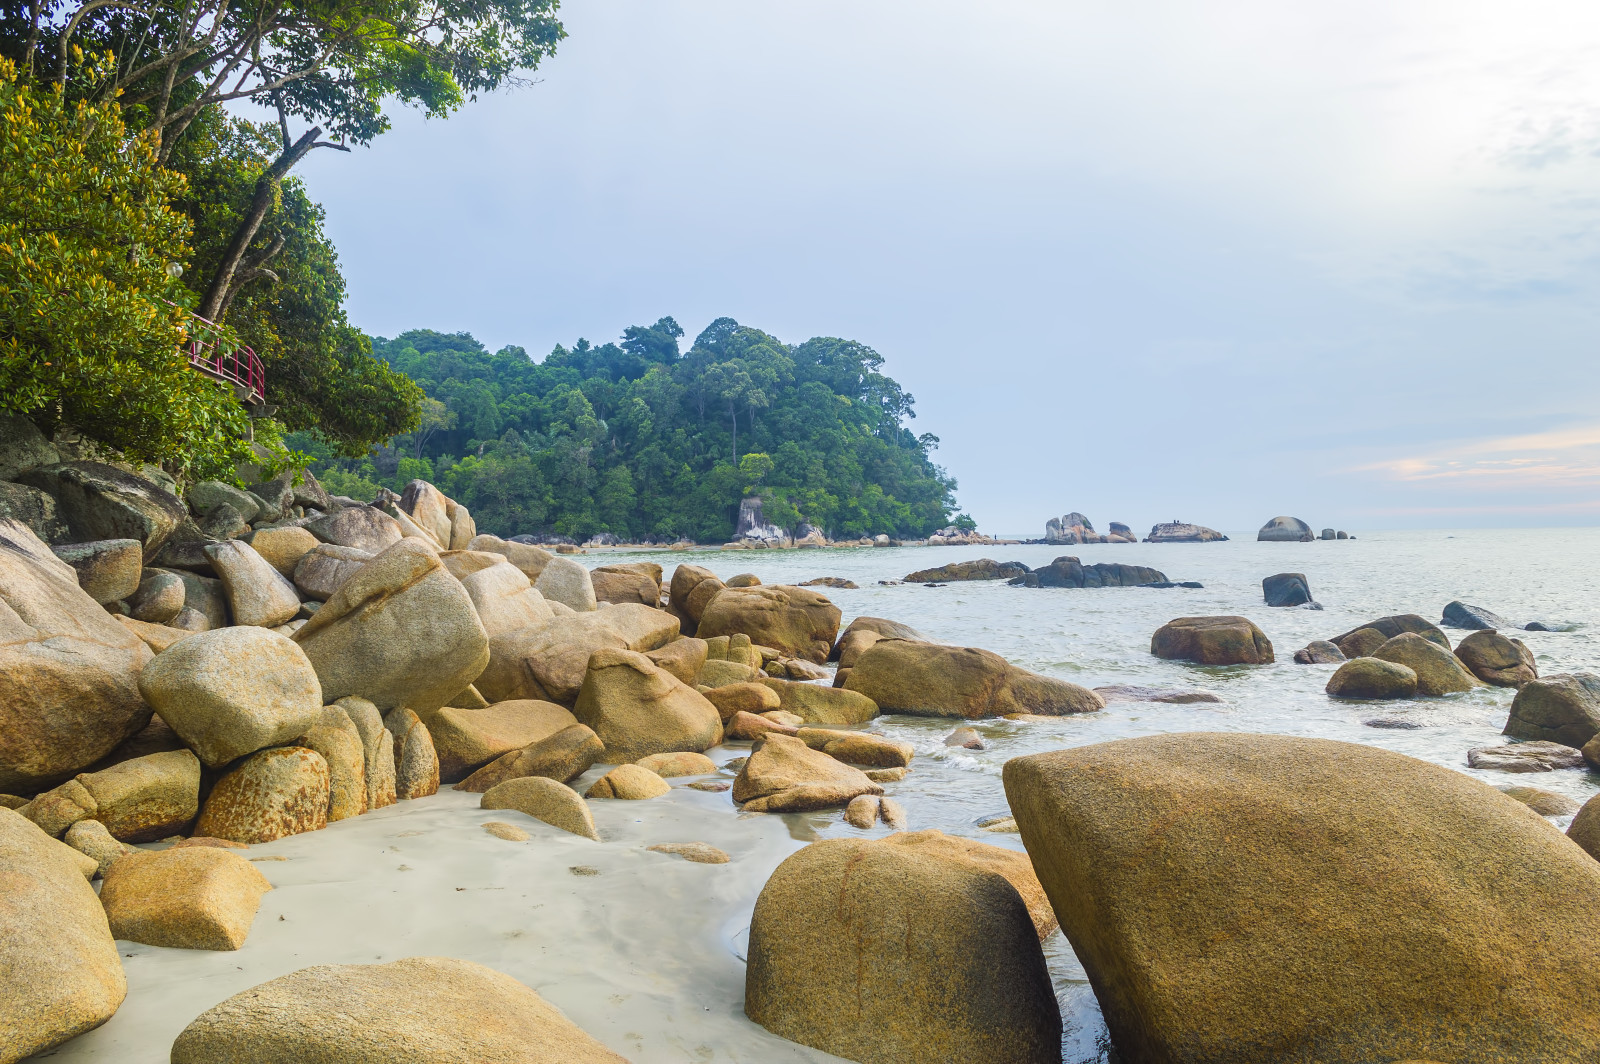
[{"xmin": 299, "ymin": 0, "xmax": 1600, "ymax": 533}]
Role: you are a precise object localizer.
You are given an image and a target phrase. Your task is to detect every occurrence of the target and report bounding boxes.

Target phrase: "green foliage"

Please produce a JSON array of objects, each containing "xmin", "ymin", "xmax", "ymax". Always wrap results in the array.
[
  {"xmin": 166, "ymin": 111, "xmax": 422, "ymax": 455},
  {"xmin": 307, "ymin": 317, "xmax": 959, "ymax": 541},
  {"xmin": 0, "ymin": 58, "xmax": 276, "ymax": 482}
]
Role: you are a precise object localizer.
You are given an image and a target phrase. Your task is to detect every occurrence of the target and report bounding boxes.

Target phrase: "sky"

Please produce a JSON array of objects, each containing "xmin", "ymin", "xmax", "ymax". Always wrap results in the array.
[{"xmin": 296, "ymin": 0, "xmax": 1600, "ymax": 535}]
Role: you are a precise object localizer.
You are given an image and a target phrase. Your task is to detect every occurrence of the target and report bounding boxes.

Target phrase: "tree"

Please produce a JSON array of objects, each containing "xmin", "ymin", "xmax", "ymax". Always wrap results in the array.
[
  {"xmin": 2, "ymin": 0, "xmax": 565, "ymax": 318},
  {"xmin": 0, "ymin": 57, "xmax": 278, "ymax": 481},
  {"xmin": 169, "ymin": 109, "xmax": 422, "ymax": 454},
  {"xmin": 407, "ymin": 397, "xmax": 455, "ymax": 459}
]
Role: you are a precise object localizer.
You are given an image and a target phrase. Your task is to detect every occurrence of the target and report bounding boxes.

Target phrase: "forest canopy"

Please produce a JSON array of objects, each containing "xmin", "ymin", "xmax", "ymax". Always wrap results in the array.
[{"xmin": 295, "ymin": 317, "xmax": 959, "ymax": 543}]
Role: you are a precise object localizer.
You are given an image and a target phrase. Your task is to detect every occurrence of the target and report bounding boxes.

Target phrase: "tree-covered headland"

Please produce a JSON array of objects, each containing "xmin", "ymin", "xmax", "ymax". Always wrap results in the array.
[
  {"xmin": 0, "ymin": 0, "xmax": 960, "ymax": 542},
  {"xmin": 297, "ymin": 318, "xmax": 959, "ymax": 543}
]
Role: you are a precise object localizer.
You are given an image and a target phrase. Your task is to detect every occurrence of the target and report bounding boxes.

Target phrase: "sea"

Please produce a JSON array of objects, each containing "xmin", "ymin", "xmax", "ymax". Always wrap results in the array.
[{"xmin": 619, "ymin": 528, "xmax": 1600, "ymax": 1060}]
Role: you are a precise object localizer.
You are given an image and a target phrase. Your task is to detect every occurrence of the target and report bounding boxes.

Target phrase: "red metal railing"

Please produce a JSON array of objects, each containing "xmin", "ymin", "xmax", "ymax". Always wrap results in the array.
[{"xmin": 181, "ymin": 309, "xmax": 266, "ymax": 405}]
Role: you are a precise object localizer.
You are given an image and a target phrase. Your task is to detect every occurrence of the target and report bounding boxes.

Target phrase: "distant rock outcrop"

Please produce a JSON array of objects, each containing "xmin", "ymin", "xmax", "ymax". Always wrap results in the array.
[
  {"xmin": 1010, "ymin": 557, "xmax": 1166, "ymax": 589},
  {"xmin": 1257, "ymin": 516, "xmax": 1313, "ymax": 542},
  {"xmin": 1045, "ymin": 513, "xmax": 1106, "ymax": 545},
  {"xmin": 1106, "ymin": 522, "xmax": 1136, "ymax": 543},
  {"xmin": 1145, "ymin": 521, "xmax": 1228, "ymax": 543}
]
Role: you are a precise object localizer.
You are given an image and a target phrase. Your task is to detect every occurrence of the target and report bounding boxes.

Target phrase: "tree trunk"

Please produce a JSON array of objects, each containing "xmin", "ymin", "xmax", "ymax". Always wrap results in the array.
[{"xmin": 198, "ymin": 127, "xmax": 321, "ymax": 321}]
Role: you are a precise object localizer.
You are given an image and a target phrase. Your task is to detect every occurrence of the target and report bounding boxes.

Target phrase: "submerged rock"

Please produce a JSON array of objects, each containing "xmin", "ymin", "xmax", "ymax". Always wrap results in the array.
[
  {"xmin": 1498, "ymin": 785, "xmax": 1580, "ymax": 817},
  {"xmin": 1467, "ymin": 741, "xmax": 1585, "ymax": 772},
  {"xmin": 745, "ymin": 831, "xmax": 1061, "ymax": 1064},
  {"xmin": 1003, "ymin": 733, "xmax": 1600, "ymax": 1064},
  {"xmin": 1093, "ymin": 685, "xmax": 1223, "ymax": 704},
  {"xmin": 481, "ymin": 776, "xmax": 598, "ymax": 840},
  {"xmin": 647, "ymin": 841, "xmax": 729, "ymax": 864}
]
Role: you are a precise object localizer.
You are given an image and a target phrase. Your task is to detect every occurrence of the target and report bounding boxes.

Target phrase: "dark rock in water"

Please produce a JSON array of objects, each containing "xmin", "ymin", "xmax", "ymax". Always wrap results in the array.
[
  {"xmin": 1363, "ymin": 717, "xmax": 1425, "ymax": 729},
  {"xmin": 1331, "ymin": 615, "xmax": 1449, "ymax": 656},
  {"xmin": 1321, "ymin": 528, "xmax": 1336, "ymax": 540},
  {"xmin": 1094, "ymin": 685, "xmax": 1223, "ymax": 705},
  {"xmin": 903, "ymin": 558, "xmax": 1027, "ymax": 582},
  {"xmin": 1525, "ymin": 620, "xmax": 1578, "ymax": 633},
  {"xmin": 1044, "ymin": 512, "xmax": 1106, "ymax": 545},
  {"xmin": 1503, "ymin": 673, "xmax": 1600, "ymax": 749},
  {"xmin": 1294, "ymin": 640, "xmax": 1345, "ymax": 664},
  {"xmin": 1107, "ymin": 522, "xmax": 1137, "ymax": 543},
  {"xmin": 1257, "ymin": 516, "xmax": 1313, "ymax": 542},
  {"xmin": 1262, "ymin": 572, "xmax": 1313, "ymax": 608},
  {"xmin": 1131, "ymin": 580, "xmax": 1205, "ymax": 589},
  {"xmin": 1011, "ymin": 556, "xmax": 1166, "ymax": 589},
  {"xmin": 1441, "ymin": 601, "xmax": 1511, "ymax": 630},
  {"xmin": 1337, "ymin": 531, "xmax": 1349, "ymax": 539},
  {"xmin": 1145, "ymin": 520, "xmax": 1228, "ymax": 543}
]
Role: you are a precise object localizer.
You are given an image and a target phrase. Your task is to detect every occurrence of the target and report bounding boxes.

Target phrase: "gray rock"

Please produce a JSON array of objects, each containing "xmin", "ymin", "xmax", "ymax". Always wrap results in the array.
[
  {"xmin": 1257, "ymin": 516, "xmax": 1313, "ymax": 542},
  {"xmin": 304, "ymin": 505, "xmax": 403, "ymax": 553},
  {"xmin": 384, "ymin": 707, "xmax": 440, "ymax": 800},
  {"xmin": 187, "ymin": 481, "xmax": 261, "ymax": 524},
  {"xmin": 0, "ymin": 414, "xmax": 60, "ymax": 479},
  {"xmin": 1014, "ymin": 556, "xmax": 1166, "ymax": 588},
  {"xmin": 292, "ymin": 543, "xmax": 373, "ymax": 601},
  {"xmin": 1093, "ymin": 685, "xmax": 1223, "ymax": 704},
  {"xmin": 162, "ymin": 569, "xmax": 230, "ymax": 629},
  {"xmin": 128, "ymin": 570, "xmax": 186, "ymax": 623},
  {"xmin": 1262, "ymin": 572, "xmax": 1313, "ymax": 607},
  {"xmin": 0, "ymin": 480, "xmax": 69, "ymax": 541},
  {"xmin": 1441, "ymin": 600, "xmax": 1511, "ymax": 630},
  {"xmin": 1293, "ymin": 640, "xmax": 1346, "ymax": 664},
  {"xmin": 1145, "ymin": 521, "xmax": 1228, "ymax": 543},
  {"xmin": 289, "ymin": 469, "xmax": 331, "ymax": 512},
  {"xmin": 1321, "ymin": 528, "xmax": 1336, "ymax": 540},
  {"xmin": 18, "ymin": 461, "xmax": 188, "ymax": 561},
  {"xmin": 50, "ymin": 538, "xmax": 142, "ymax": 605},
  {"xmin": 1467, "ymin": 741, "xmax": 1585, "ymax": 772},
  {"xmin": 195, "ymin": 502, "xmax": 250, "ymax": 540}
]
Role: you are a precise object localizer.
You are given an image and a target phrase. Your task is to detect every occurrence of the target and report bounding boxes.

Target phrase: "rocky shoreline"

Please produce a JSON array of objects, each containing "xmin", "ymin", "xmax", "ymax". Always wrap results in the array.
[{"xmin": 4, "ymin": 431, "xmax": 1600, "ymax": 1062}]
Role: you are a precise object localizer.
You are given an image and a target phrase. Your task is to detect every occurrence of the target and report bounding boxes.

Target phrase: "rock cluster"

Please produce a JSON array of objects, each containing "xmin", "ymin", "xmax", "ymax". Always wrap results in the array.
[{"xmin": 1145, "ymin": 520, "xmax": 1228, "ymax": 542}]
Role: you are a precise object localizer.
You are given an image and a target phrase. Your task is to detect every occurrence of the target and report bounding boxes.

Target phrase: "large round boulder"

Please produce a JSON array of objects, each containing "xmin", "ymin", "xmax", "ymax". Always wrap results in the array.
[
  {"xmin": 532, "ymin": 555, "xmax": 598, "ymax": 612},
  {"xmin": 1440, "ymin": 600, "xmax": 1512, "ymax": 630},
  {"xmin": 572, "ymin": 649, "xmax": 721, "ymax": 761},
  {"xmin": 696, "ymin": 584, "xmax": 841, "ymax": 663},
  {"xmin": 75, "ymin": 748, "xmax": 201, "ymax": 841},
  {"xmin": 50, "ymin": 538, "xmax": 142, "ymax": 604},
  {"xmin": 291, "ymin": 543, "xmax": 373, "ymax": 602},
  {"xmin": 0, "ymin": 808, "xmax": 126, "ymax": 1060},
  {"xmin": 139, "ymin": 626, "xmax": 323, "ymax": 768},
  {"xmin": 0, "ymin": 519, "xmax": 154, "ymax": 792},
  {"xmin": 168, "ymin": 957, "xmax": 627, "ymax": 1063},
  {"xmin": 480, "ymin": 776, "xmax": 598, "ymax": 840},
  {"xmin": 470, "ymin": 533, "xmax": 554, "ymax": 583},
  {"xmin": 843, "ymin": 638, "xmax": 1101, "ymax": 718},
  {"xmin": 293, "ymin": 538, "xmax": 490, "ymax": 716},
  {"xmin": 195, "ymin": 746, "xmax": 330, "ymax": 844},
  {"xmin": 1151, "ymin": 616, "xmax": 1274, "ymax": 665},
  {"xmin": 1003, "ymin": 733, "xmax": 1600, "ymax": 1064},
  {"xmin": 303, "ymin": 505, "xmax": 402, "ymax": 553},
  {"xmin": 1570, "ymin": 793, "xmax": 1600, "ymax": 861},
  {"xmin": 1454, "ymin": 629, "xmax": 1537, "ymax": 687},
  {"xmin": 1256, "ymin": 515, "xmax": 1313, "ymax": 541},
  {"xmin": 1371, "ymin": 633, "xmax": 1483, "ymax": 696},
  {"xmin": 745, "ymin": 831, "xmax": 1060, "ymax": 1064},
  {"xmin": 1503, "ymin": 672, "xmax": 1600, "ymax": 748},
  {"xmin": 1325, "ymin": 657, "xmax": 1418, "ymax": 699}
]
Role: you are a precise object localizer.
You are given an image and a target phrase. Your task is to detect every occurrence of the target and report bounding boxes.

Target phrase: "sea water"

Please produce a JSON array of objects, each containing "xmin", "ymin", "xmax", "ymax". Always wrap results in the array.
[
  {"xmin": 52, "ymin": 529, "xmax": 1599, "ymax": 1063},
  {"xmin": 637, "ymin": 528, "xmax": 1600, "ymax": 1061}
]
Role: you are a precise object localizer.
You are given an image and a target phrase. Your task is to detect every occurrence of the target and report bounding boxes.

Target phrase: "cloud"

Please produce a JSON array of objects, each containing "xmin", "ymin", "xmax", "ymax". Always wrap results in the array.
[{"xmin": 1355, "ymin": 423, "xmax": 1600, "ymax": 489}]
